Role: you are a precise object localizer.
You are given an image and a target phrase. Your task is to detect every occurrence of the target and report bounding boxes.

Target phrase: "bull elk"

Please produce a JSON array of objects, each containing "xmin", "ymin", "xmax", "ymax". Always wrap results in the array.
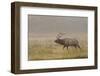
[{"xmin": 54, "ymin": 33, "xmax": 81, "ymax": 49}]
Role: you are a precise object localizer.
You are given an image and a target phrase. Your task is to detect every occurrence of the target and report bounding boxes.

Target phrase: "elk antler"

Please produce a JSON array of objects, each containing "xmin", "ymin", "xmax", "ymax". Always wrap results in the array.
[{"xmin": 56, "ymin": 33, "xmax": 66, "ymax": 39}]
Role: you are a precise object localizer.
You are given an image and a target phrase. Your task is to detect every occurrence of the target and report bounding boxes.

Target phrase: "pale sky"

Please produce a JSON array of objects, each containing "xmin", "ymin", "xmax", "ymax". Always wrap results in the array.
[{"xmin": 28, "ymin": 15, "xmax": 88, "ymax": 34}]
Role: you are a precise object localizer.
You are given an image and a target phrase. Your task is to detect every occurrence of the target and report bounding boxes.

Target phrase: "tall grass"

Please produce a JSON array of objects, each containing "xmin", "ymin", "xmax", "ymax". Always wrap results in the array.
[{"xmin": 28, "ymin": 38, "xmax": 88, "ymax": 61}]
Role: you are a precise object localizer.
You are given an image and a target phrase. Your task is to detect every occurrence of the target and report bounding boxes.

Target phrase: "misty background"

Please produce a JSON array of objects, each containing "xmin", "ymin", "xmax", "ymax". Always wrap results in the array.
[{"xmin": 28, "ymin": 15, "xmax": 88, "ymax": 38}]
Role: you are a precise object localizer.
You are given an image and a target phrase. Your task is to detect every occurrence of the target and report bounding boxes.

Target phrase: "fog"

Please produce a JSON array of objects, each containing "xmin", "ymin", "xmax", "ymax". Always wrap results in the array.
[{"xmin": 28, "ymin": 15, "xmax": 88, "ymax": 34}]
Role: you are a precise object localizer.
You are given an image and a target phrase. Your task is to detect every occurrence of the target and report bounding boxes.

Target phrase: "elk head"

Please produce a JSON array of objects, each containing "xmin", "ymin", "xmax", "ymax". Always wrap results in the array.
[{"xmin": 54, "ymin": 33, "xmax": 66, "ymax": 44}]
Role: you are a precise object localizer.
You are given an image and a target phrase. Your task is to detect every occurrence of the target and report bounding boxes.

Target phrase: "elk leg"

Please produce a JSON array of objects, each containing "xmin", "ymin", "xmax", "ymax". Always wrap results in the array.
[
  {"xmin": 63, "ymin": 45, "xmax": 66, "ymax": 49},
  {"xmin": 74, "ymin": 46, "xmax": 76, "ymax": 49},
  {"xmin": 66, "ymin": 46, "xmax": 68, "ymax": 50},
  {"xmin": 78, "ymin": 45, "xmax": 81, "ymax": 49}
]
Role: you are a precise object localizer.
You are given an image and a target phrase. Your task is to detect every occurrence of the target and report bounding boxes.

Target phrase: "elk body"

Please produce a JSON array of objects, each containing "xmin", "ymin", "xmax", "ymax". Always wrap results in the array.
[{"xmin": 54, "ymin": 33, "xmax": 81, "ymax": 49}]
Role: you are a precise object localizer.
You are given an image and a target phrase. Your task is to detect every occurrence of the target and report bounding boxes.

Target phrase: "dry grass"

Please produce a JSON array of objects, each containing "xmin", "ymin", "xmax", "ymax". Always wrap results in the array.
[{"xmin": 28, "ymin": 37, "xmax": 88, "ymax": 61}]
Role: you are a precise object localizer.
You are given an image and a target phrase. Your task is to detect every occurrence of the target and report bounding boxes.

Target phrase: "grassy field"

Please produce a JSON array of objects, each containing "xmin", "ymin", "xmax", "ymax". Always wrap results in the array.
[{"xmin": 28, "ymin": 35, "xmax": 88, "ymax": 61}]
